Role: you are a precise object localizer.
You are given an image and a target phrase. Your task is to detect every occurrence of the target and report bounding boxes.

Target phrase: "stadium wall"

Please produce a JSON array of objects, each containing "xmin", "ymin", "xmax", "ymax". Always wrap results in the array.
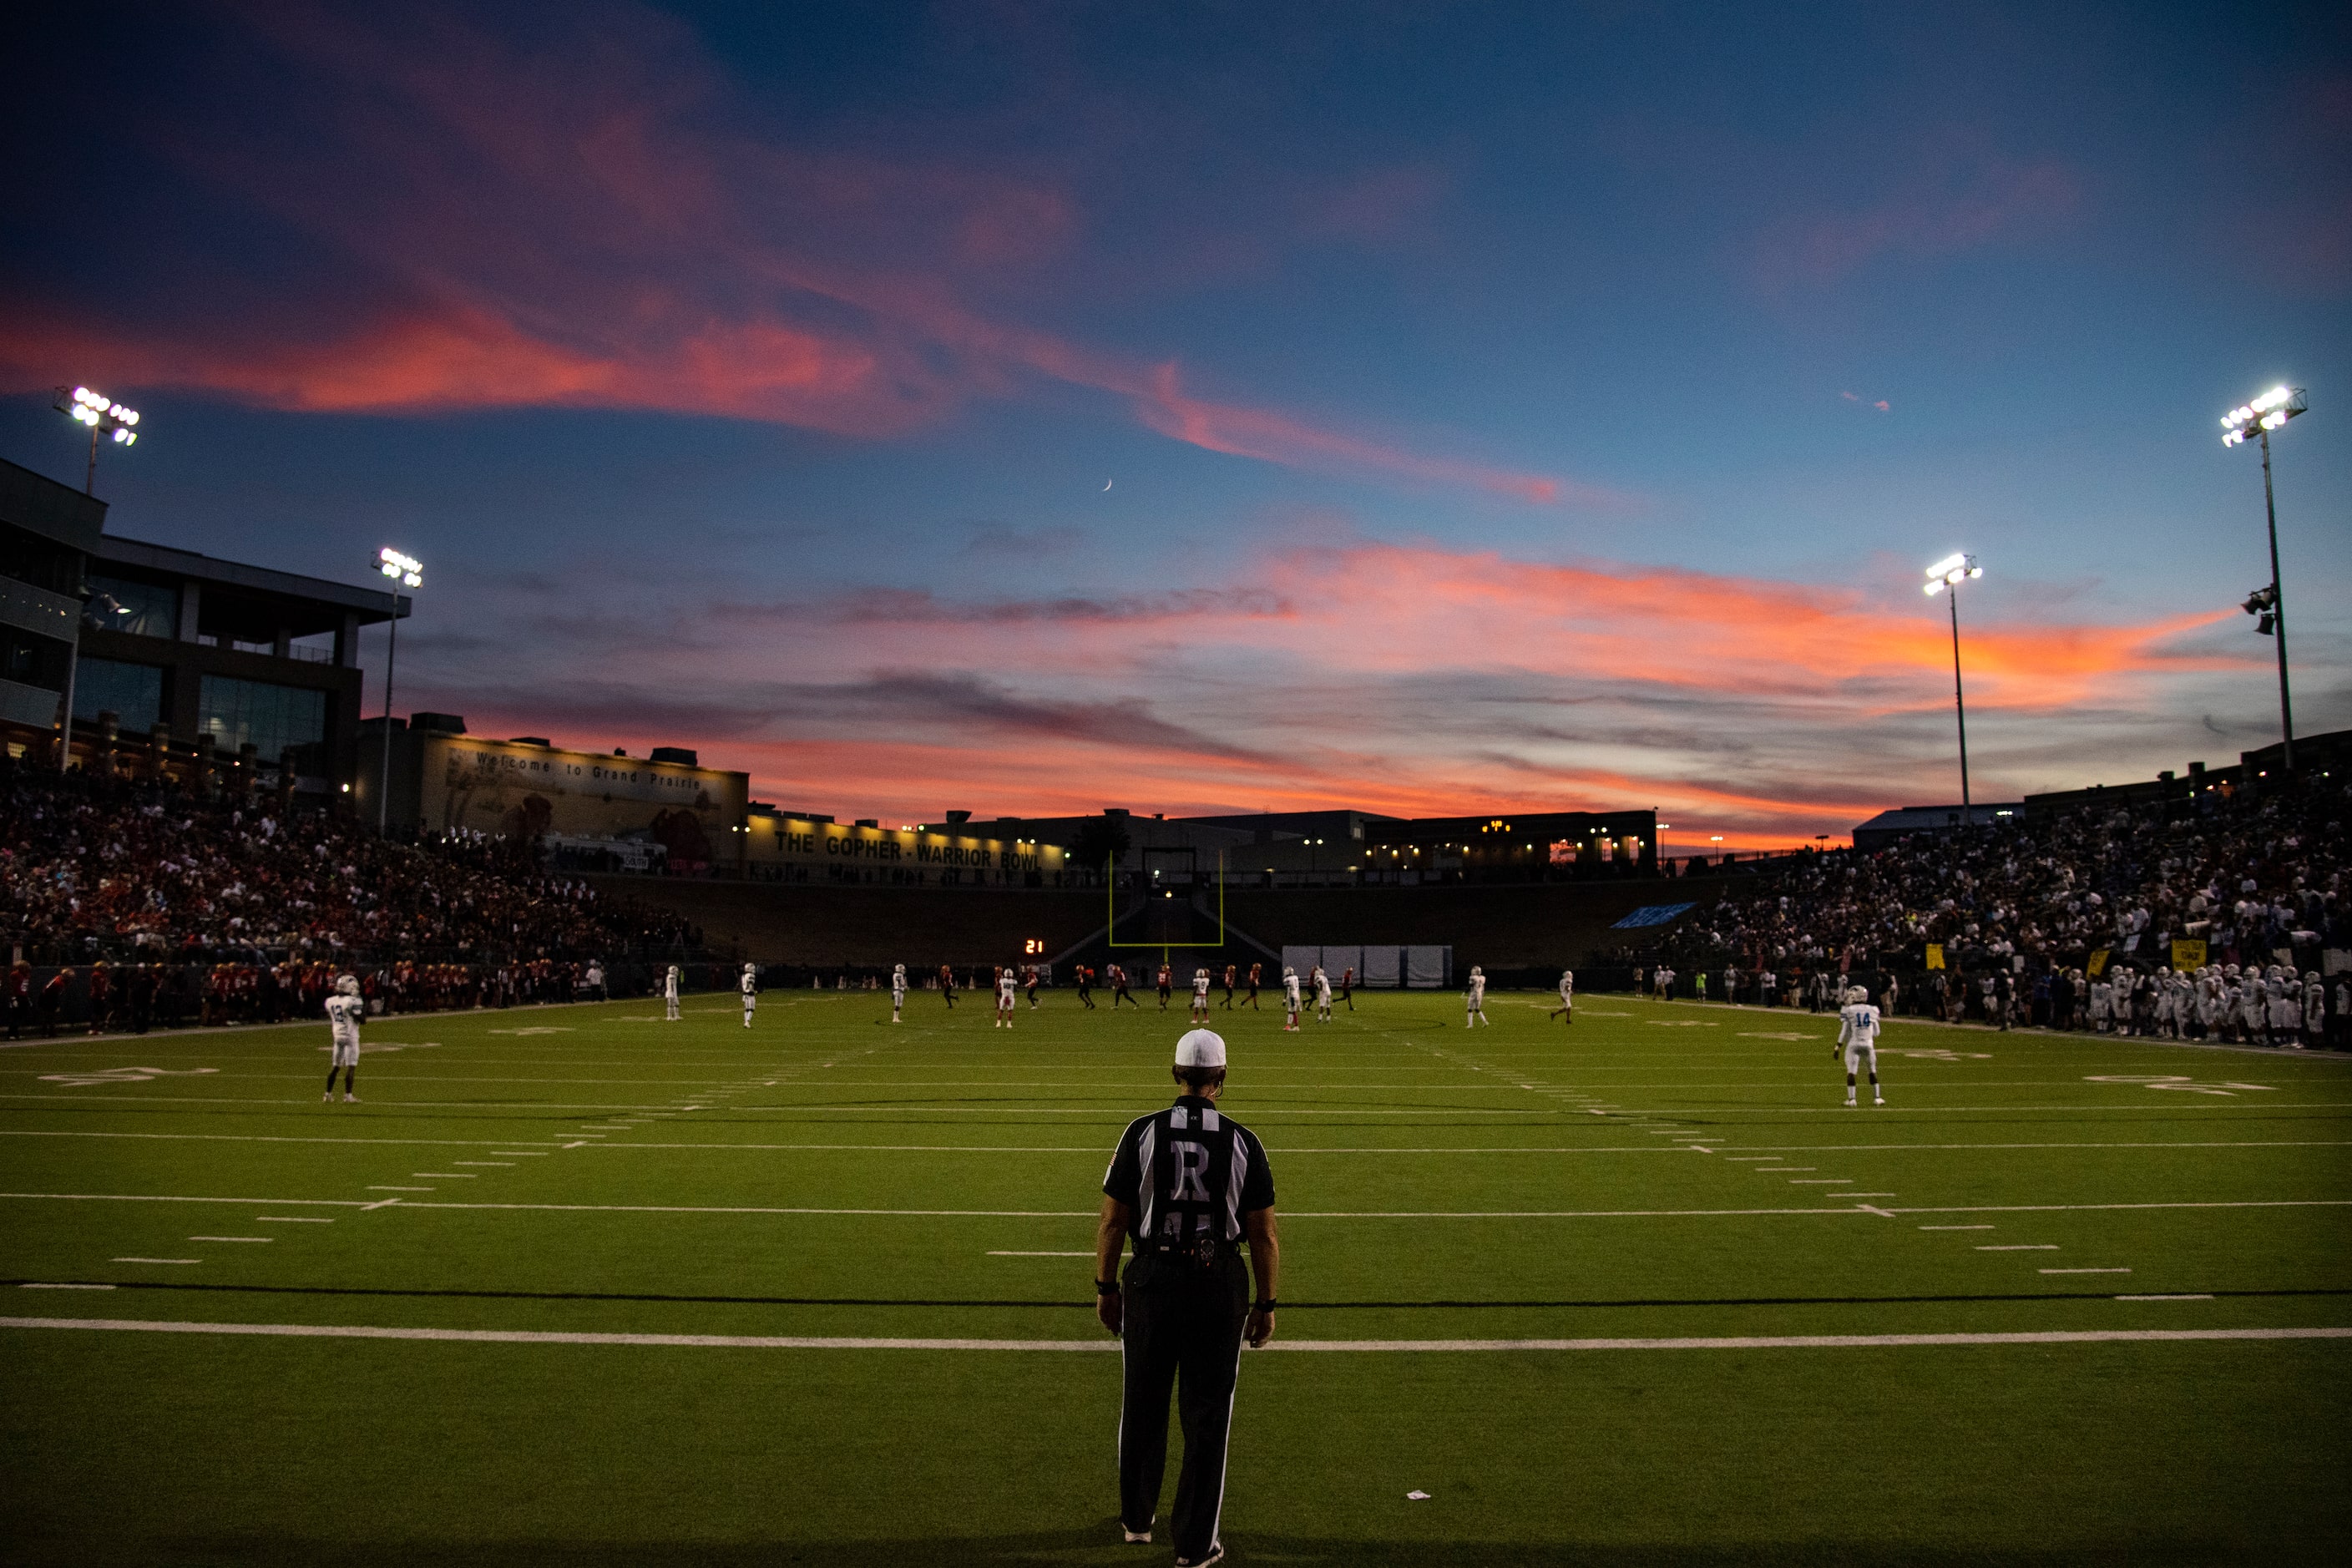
[{"xmin": 586, "ymin": 873, "xmax": 1737, "ymax": 975}]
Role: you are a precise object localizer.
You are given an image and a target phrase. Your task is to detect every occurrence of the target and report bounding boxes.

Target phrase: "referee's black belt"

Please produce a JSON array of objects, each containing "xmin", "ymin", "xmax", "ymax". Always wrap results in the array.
[{"xmin": 1139, "ymin": 1237, "xmax": 1239, "ymax": 1257}]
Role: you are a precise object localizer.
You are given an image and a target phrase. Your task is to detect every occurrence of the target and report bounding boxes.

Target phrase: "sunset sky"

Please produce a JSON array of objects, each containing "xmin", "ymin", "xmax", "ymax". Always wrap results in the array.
[{"xmin": 5, "ymin": 2, "xmax": 2347, "ymax": 847}]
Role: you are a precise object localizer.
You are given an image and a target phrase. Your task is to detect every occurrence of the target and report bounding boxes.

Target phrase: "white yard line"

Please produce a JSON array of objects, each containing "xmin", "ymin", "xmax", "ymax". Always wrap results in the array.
[
  {"xmin": 6, "ymin": 1191, "xmax": 2342, "ymax": 1222},
  {"xmin": 109, "ymin": 1258, "xmax": 200, "ymax": 1265},
  {"xmin": 4, "ymin": 1318, "xmax": 2347, "ymax": 1353},
  {"xmin": 1979, "ymin": 1245, "xmax": 2060, "ymax": 1251},
  {"xmin": 0, "ymin": 1193, "xmax": 366, "ymax": 1206},
  {"xmin": 254, "ymin": 1217, "xmax": 331, "ymax": 1223},
  {"xmin": 1923, "ymin": 1225, "xmax": 1995, "ymax": 1230},
  {"xmin": 2043, "ymin": 1267, "xmax": 2132, "ymax": 1274},
  {"xmin": 187, "ymin": 1236, "xmax": 271, "ymax": 1243},
  {"xmin": 0, "ymin": 1131, "xmax": 568, "ymax": 1149}
]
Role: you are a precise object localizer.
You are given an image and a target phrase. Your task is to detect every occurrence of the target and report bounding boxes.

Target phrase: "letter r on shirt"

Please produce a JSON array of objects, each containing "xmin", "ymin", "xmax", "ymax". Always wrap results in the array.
[{"xmin": 1170, "ymin": 1140, "xmax": 1211, "ymax": 1201}]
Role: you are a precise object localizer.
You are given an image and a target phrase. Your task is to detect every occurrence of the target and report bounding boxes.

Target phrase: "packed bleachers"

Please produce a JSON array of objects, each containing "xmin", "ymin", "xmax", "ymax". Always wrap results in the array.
[
  {"xmin": 0, "ymin": 756, "xmax": 713, "ymax": 1032},
  {"xmin": 1634, "ymin": 768, "xmax": 2350, "ymax": 1046}
]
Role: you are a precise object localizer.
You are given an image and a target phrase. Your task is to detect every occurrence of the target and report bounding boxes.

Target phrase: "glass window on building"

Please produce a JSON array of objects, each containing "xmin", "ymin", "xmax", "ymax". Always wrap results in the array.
[
  {"xmin": 83, "ymin": 574, "xmax": 181, "ymax": 640},
  {"xmin": 73, "ymin": 658, "xmax": 164, "ymax": 731},
  {"xmin": 198, "ymin": 675, "xmax": 326, "ymax": 765}
]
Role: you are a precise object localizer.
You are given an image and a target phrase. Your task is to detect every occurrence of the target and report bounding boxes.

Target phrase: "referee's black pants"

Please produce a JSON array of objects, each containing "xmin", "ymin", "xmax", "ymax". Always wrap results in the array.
[{"xmin": 1118, "ymin": 1249, "xmax": 1249, "ymax": 1556}]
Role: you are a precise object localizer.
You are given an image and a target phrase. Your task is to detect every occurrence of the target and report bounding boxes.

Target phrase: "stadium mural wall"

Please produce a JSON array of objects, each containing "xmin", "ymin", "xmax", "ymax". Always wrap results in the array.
[
  {"xmin": 745, "ymin": 812, "xmax": 1067, "ymax": 887},
  {"xmin": 417, "ymin": 736, "xmax": 749, "ymax": 873}
]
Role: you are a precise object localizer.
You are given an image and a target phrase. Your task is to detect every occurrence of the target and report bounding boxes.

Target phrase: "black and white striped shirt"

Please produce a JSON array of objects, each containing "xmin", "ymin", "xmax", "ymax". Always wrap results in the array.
[{"xmin": 1103, "ymin": 1095, "xmax": 1277, "ymax": 1249}]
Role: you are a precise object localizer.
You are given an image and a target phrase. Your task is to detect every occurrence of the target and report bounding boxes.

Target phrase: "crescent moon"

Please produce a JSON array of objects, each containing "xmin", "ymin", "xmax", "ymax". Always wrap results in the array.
[{"xmin": 1102, "ymin": 478, "xmax": 1113, "ymax": 491}]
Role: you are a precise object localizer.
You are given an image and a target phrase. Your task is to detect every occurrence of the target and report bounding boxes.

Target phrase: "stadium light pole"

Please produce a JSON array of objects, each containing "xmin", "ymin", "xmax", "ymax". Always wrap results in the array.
[
  {"xmin": 53, "ymin": 385, "xmax": 140, "ymax": 496},
  {"xmin": 1923, "ymin": 553, "xmax": 1982, "ymax": 815},
  {"xmin": 374, "ymin": 549, "xmax": 422, "ymax": 833},
  {"xmin": 2221, "ymin": 385, "xmax": 2306, "ymax": 771},
  {"xmin": 52, "ymin": 387, "xmax": 142, "ymax": 771}
]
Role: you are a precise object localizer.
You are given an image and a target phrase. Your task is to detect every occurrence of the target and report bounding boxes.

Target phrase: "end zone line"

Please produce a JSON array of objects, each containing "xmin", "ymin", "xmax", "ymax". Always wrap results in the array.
[
  {"xmin": 5, "ymin": 1193, "xmax": 2344, "ymax": 1221},
  {"xmin": 2, "ymin": 1318, "xmax": 2345, "ymax": 1353}
]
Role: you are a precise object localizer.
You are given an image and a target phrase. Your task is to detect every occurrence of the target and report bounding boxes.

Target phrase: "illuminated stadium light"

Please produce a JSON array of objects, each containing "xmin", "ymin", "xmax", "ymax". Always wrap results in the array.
[
  {"xmin": 1925, "ymin": 551, "xmax": 1981, "ymax": 813},
  {"xmin": 372, "ymin": 548, "xmax": 424, "ymax": 832},
  {"xmin": 379, "ymin": 546, "xmax": 424, "ymax": 590},
  {"xmin": 53, "ymin": 384, "xmax": 142, "ymax": 495},
  {"xmin": 1922, "ymin": 553, "xmax": 1980, "ymax": 596},
  {"xmin": 2220, "ymin": 384, "xmax": 2307, "ymax": 770},
  {"xmin": 2219, "ymin": 385, "xmax": 2303, "ymax": 448}
]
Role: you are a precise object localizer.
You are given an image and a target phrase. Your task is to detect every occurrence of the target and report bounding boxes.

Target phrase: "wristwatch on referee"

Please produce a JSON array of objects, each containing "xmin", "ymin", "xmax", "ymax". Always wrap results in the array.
[
  {"xmin": 1097, "ymin": 1278, "xmax": 1120, "ymax": 1296},
  {"xmin": 1252, "ymin": 1298, "xmax": 1277, "ymax": 1312}
]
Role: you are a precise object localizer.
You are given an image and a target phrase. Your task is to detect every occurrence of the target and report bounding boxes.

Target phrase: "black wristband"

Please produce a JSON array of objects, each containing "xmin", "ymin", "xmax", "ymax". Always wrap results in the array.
[
  {"xmin": 1252, "ymin": 1299, "xmax": 1277, "ymax": 1312},
  {"xmin": 1096, "ymin": 1279, "xmax": 1120, "ymax": 1296}
]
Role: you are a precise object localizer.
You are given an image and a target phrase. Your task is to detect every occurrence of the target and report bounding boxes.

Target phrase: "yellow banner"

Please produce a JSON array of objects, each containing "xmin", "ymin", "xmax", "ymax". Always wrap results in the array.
[
  {"xmin": 2171, "ymin": 938, "xmax": 2208, "ymax": 971},
  {"xmin": 2087, "ymin": 948, "xmax": 2110, "ymax": 977},
  {"xmin": 1923, "ymin": 943, "xmax": 1945, "ymax": 971}
]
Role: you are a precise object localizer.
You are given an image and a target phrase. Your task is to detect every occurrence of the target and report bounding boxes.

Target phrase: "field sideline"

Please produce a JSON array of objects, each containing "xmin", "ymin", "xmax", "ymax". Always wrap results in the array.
[{"xmin": 2, "ymin": 987, "xmax": 2347, "ymax": 1565}]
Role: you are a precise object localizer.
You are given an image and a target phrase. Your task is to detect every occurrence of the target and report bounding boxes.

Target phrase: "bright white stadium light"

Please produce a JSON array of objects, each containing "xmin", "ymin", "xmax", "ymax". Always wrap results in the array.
[
  {"xmin": 371, "ymin": 548, "xmax": 425, "ymax": 832},
  {"xmin": 54, "ymin": 384, "xmax": 142, "ymax": 495},
  {"xmin": 2221, "ymin": 383, "xmax": 2309, "ymax": 769},
  {"xmin": 1925, "ymin": 551, "xmax": 1982, "ymax": 812},
  {"xmin": 1923, "ymin": 553, "xmax": 1981, "ymax": 597},
  {"xmin": 2221, "ymin": 385, "xmax": 2304, "ymax": 448}
]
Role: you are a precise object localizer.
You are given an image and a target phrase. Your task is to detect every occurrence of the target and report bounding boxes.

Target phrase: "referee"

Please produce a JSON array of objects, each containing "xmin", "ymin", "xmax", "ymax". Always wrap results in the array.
[{"xmin": 1095, "ymin": 1028, "xmax": 1278, "ymax": 1567}]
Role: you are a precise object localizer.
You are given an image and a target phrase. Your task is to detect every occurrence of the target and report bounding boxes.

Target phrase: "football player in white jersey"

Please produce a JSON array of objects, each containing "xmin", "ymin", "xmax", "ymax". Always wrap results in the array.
[
  {"xmin": 890, "ymin": 963, "xmax": 908, "ymax": 1024},
  {"xmin": 1191, "ymin": 966, "xmax": 1211, "ymax": 1023},
  {"xmin": 995, "ymin": 965, "xmax": 1017, "ymax": 1028},
  {"xmin": 1465, "ymin": 965, "xmax": 1490, "ymax": 1027},
  {"xmin": 1549, "ymin": 968, "xmax": 1574, "ymax": 1023},
  {"xmin": 1312, "ymin": 964, "xmax": 1333, "ymax": 1023},
  {"xmin": 740, "ymin": 963, "xmax": 758, "ymax": 1027},
  {"xmin": 664, "ymin": 964, "xmax": 681, "ymax": 1022},
  {"xmin": 323, "ymin": 974, "xmax": 365, "ymax": 1103},
  {"xmin": 1281, "ymin": 965, "xmax": 1302, "ymax": 1032},
  {"xmin": 1835, "ymin": 984, "xmax": 1884, "ymax": 1106}
]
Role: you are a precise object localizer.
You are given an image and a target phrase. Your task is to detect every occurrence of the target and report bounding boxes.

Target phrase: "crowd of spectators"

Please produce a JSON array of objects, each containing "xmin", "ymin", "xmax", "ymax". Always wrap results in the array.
[
  {"xmin": 0, "ymin": 757, "xmax": 696, "ymax": 964},
  {"xmin": 1637, "ymin": 767, "xmax": 2350, "ymax": 1047}
]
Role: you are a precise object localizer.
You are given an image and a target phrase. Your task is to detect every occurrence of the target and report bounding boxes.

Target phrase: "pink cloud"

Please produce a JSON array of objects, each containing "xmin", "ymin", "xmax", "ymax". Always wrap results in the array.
[
  {"xmin": 0, "ymin": 2, "xmax": 1590, "ymax": 505},
  {"xmin": 406, "ymin": 538, "xmax": 2250, "ymax": 843}
]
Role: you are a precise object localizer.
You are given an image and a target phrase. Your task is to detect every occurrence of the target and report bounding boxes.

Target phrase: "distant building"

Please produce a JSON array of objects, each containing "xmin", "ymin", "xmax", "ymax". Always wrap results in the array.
[
  {"xmin": 2, "ymin": 457, "xmax": 401, "ymax": 792},
  {"xmin": 362, "ymin": 717, "xmax": 751, "ymax": 872}
]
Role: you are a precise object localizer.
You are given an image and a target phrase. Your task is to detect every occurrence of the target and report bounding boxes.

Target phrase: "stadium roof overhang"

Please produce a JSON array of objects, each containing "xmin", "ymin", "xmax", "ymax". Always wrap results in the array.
[{"xmin": 92, "ymin": 534, "xmax": 408, "ymax": 641}]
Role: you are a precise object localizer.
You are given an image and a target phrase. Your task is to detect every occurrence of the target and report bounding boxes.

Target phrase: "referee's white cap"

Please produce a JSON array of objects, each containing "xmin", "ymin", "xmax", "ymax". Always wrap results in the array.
[{"xmin": 1175, "ymin": 1028, "xmax": 1227, "ymax": 1068}]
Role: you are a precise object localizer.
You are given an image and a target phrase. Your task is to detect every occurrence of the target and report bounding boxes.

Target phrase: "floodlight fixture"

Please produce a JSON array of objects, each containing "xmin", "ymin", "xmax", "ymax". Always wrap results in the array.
[
  {"xmin": 53, "ymin": 385, "xmax": 142, "ymax": 494},
  {"xmin": 2219, "ymin": 385, "xmax": 2304, "ymax": 447},
  {"xmin": 1923, "ymin": 553, "xmax": 1981, "ymax": 596},
  {"xmin": 2219, "ymin": 383, "xmax": 2308, "ymax": 770},
  {"xmin": 371, "ymin": 548, "xmax": 424, "ymax": 832}
]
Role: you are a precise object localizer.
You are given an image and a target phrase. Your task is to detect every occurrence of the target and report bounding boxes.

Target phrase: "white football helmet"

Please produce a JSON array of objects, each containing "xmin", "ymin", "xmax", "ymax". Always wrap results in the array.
[{"xmin": 335, "ymin": 974, "xmax": 361, "ymax": 997}]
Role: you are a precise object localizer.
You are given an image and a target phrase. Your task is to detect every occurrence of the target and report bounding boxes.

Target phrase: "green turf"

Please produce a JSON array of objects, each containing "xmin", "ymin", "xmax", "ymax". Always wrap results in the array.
[{"xmin": 3, "ymin": 988, "xmax": 2348, "ymax": 1565}]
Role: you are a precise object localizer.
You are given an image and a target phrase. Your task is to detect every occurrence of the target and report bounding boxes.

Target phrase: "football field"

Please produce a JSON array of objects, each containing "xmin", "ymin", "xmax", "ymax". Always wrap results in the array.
[{"xmin": 3, "ymin": 987, "xmax": 2349, "ymax": 1565}]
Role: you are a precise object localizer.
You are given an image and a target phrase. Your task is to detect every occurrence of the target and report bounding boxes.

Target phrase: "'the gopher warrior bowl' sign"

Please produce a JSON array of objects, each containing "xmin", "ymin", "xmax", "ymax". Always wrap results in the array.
[
  {"xmin": 419, "ymin": 736, "xmax": 750, "ymax": 871},
  {"xmin": 744, "ymin": 814, "xmax": 1067, "ymax": 886}
]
